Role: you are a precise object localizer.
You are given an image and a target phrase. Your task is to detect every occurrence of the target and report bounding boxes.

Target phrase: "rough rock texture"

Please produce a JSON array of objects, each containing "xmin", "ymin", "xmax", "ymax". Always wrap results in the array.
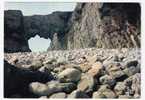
[
  {"xmin": 4, "ymin": 2, "xmax": 141, "ymax": 99},
  {"xmin": 58, "ymin": 68, "xmax": 81, "ymax": 83},
  {"xmin": 24, "ymin": 11, "xmax": 72, "ymax": 50},
  {"xmin": 4, "ymin": 10, "xmax": 31, "ymax": 53},
  {"xmin": 48, "ymin": 33, "xmax": 62, "ymax": 50},
  {"xmin": 49, "ymin": 92, "xmax": 66, "ymax": 98},
  {"xmin": 67, "ymin": 3, "xmax": 140, "ymax": 49},
  {"xmin": 4, "ymin": 10, "xmax": 72, "ymax": 51},
  {"xmin": 4, "ymin": 3, "xmax": 141, "ymax": 51},
  {"xmin": 4, "ymin": 48, "xmax": 141, "ymax": 98}
]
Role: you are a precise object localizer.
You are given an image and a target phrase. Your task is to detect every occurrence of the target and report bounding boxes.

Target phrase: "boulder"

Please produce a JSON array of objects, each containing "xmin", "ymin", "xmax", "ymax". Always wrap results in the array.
[
  {"xmin": 29, "ymin": 82, "xmax": 49, "ymax": 96},
  {"xmin": 93, "ymin": 85, "xmax": 116, "ymax": 98},
  {"xmin": 131, "ymin": 73, "xmax": 140, "ymax": 97},
  {"xmin": 43, "ymin": 58, "xmax": 57, "ymax": 65},
  {"xmin": 30, "ymin": 81, "xmax": 76, "ymax": 96},
  {"xmin": 30, "ymin": 59, "xmax": 43, "ymax": 70},
  {"xmin": 99, "ymin": 74, "xmax": 116, "ymax": 88},
  {"xmin": 123, "ymin": 73, "xmax": 140, "ymax": 98},
  {"xmin": 98, "ymin": 85, "xmax": 110, "ymax": 92},
  {"xmin": 79, "ymin": 62, "xmax": 91, "ymax": 72},
  {"xmin": 87, "ymin": 55, "xmax": 97, "ymax": 64},
  {"xmin": 67, "ymin": 90, "xmax": 89, "ymax": 98},
  {"xmin": 46, "ymin": 81, "xmax": 76, "ymax": 93},
  {"xmin": 126, "ymin": 60, "xmax": 138, "ymax": 67},
  {"xmin": 123, "ymin": 66, "xmax": 139, "ymax": 77},
  {"xmin": 39, "ymin": 96, "xmax": 47, "ymax": 98},
  {"xmin": 77, "ymin": 74, "xmax": 95, "ymax": 93},
  {"xmin": 118, "ymin": 95, "xmax": 132, "ymax": 98},
  {"xmin": 101, "ymin": 89, "xmax": 116, "ymax": 98},
  {"xmin": 106, "ymin": 63, "xmax": 127, "ymax": 81},
  {"xmin": 93, "ymin": 91, "xmax": 106, "ymax": 98},
  {"xmin": 58, "ymin": 68, "xmax": 81, "ymax": 83},
  {"xmin": 39, "ymin": 64, "xmax": 54, "ymax": 72},
  {"xmin": 87, "ymin": 62, "xmax": 103, "ymax": 77},
  {"xmin": 114, "ymin": 82, "xmax": 126, "ymax": 95},
  {"xmin": 49, "ymin": 92, "xmax": 66, "ymax": 98}
]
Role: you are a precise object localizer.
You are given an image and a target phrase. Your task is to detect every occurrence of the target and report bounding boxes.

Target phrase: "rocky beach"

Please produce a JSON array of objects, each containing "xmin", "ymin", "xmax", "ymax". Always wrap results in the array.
[
  {"xmin": 4, "ymin": 48, "xmax": 141, "ymax": 98},
  {"xmin": 4, "ymin": 2, "xmax": 141, "ymax": 99}
]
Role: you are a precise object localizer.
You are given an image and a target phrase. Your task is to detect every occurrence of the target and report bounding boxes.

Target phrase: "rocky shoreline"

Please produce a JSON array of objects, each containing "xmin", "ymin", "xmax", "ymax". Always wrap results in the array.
[{"xmin": 4, "ymin": 48, "xmax": 141, "ymax": 98}]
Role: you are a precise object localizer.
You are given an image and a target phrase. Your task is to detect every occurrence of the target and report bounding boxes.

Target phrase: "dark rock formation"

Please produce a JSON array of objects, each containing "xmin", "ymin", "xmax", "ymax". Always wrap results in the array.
[
  {"xmin": 48, "ymin": 33, "xmax": 62, "ymax": 50},
  {"xmin": 23, "ymin": 11, "xmax": 72, "ymax": 50},
  {"xmin": 4, "ymin": 3, "xmax": 141, "ymax": 52},
  {"xmin": 23, "ymin": 11, "xmax": 72, "ymax": 40},
  {"xmin": 4, "ymin": 10, "xmax": 31, "ymax": 53},
  {"xmin": 67, "ymin": 3, "xmax": 141, "ymax": 49},
  {"xmin": 4, "ymin": 10, "xmax": 72, "ymax": 52},
  {"xmin": 4, "ymin": 60, "xmax": 54, "ymax": 98}
]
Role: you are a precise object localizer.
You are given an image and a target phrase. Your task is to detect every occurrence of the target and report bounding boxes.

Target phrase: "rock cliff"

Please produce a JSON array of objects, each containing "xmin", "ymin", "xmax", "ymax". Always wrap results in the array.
[
  {"xmin": 4, "ymin": 3, "xmax": 141, "ymax": 52},
  {"xmin": 4, "ymin": 10, "xmax": 31, "ymax": 52},
  {"xmin": 67, "ymin": 3, "xmax": 141, "ymax": 49},
  {"xmin": 23, "ymin": 11, "xmax": 72, "ymax": 40},
  {"xmin": 4, "ymin": 10, "xmax": 72, "ymax": 52}
]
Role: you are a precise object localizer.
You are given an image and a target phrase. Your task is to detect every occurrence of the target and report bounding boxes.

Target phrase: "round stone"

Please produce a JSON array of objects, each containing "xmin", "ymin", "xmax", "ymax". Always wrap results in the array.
[
  {"xmin": 58, "ymin": 68, "xmax": 81, "ymax": 83},
  {"xmin": 49, "ymin": 92, "xmax": 66, "ymax": 98}
]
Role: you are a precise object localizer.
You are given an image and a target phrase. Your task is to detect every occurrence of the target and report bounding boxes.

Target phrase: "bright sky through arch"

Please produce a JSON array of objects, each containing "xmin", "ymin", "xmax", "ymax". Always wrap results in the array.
[{"xmin": 28, "ymin": 35, "xmax": 51, "ymax": 52}]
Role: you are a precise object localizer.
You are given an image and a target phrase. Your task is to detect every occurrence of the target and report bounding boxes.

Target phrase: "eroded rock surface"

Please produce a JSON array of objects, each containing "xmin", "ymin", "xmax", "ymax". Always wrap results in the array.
[
  {"xmin": 4, "ymin": 3, "xmax": 140, "ymax": 51},
  {"xmin": 67, "ymin": 3, "xmax": 140, "ymax": 49},
  {"xmin": 4, "ymin": 10, "xmax": 31, "ymax": 52}
]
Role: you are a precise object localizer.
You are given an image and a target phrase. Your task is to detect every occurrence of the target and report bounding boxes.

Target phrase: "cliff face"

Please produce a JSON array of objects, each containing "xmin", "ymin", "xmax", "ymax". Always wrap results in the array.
[
  {"xmin": 4, "ymin": 11, "xmax": 72, "ymax": 52},
  {"xmin": 24, "ymin": 11, "xmax": 72, "ymax": 50},
  {"xmin": 4, "ymin": 10, "xmax": 31, "ymax": 52},
  {"xmin": 67, "ymin": 3, "xmax": 141, "ymax": 49},
  {"xmin": 48, "ymin": 33, "xmax": 61, "ymax": 50},
  {"xmin": 4, "ymin": 3, "xmax": 141, "ymax": 52}
]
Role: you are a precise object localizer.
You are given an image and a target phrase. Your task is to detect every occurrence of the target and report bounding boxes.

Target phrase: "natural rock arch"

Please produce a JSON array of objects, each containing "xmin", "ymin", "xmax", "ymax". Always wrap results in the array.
[
  {"xmin": 4, "ymin": 10, "xmax": 72, "ymax": 52},
  {"xmin": 4, "ymin": 3, "xmax": 141, "ymax": 53}
]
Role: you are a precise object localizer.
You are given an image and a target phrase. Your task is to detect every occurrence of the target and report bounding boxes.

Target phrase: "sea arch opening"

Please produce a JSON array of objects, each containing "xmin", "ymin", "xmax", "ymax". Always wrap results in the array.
[{"xmin": 28, "ymin": 34, "xmax": 51, "ymax": 52}]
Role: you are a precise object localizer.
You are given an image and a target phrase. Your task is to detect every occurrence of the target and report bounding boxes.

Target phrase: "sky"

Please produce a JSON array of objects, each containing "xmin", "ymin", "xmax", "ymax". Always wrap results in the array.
[
  {"xmin": 5, "ymin": 2, "xmax": 76, "ymax": 16},
  {"xmin": 5, "ymin": 2, "xmax": 76, "ymax": 52},
  {"xmin": 28, "ymin": 35, "xmax": 51, "ymax": 52}
]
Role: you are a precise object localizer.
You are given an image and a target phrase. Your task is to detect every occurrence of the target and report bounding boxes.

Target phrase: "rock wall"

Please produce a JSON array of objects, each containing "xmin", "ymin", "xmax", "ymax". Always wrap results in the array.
[
  {"xmin": 4, "ymin": 10, "xmax": 72, "ymax": 52},
  {"xmin": 67, "ymin": 3, "xmax": 141, "ymax": 49},
  {"xmin": 23, "ymin": 11, "xmax": 72, "ymax": 50},
  {"xmin": 4, "ymin": 48, "xmax": 141, "ymax": 98},
  {"xmin": 4, "ymin": 10, "xmax": 31, "ymax": 52},
  {"xmin": 4, "ymin": 3, "xmax": 141, "ymax": 52},
  {"xmin": 23, "ymin": 11, "xmax": 72, "ymax": 40}
]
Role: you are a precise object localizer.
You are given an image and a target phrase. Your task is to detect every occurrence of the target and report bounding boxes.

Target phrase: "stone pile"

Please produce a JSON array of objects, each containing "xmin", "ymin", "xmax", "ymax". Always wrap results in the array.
[{"xmin": 4, "ymin": 48, "xmax": 141, "ymax": 98}]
